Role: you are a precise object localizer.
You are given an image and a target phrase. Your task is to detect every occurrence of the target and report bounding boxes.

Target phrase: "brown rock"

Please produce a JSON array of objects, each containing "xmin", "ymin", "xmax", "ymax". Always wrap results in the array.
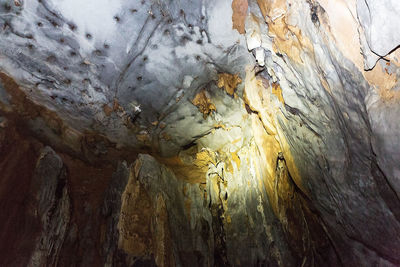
[
  {"xmin": 217, "ymin": 73, "xmax": 242, "ymax": 96},
  {"xmin": 232, "ymin": 0, "xmax": 248, "ymax": 34},
  {"xmin": 192, "ymin": 89, "xmax": 216, "ymax": 118}
]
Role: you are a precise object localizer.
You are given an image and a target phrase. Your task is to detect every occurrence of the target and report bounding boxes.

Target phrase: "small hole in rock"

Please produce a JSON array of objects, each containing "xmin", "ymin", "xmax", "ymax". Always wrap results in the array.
[
  {"xmin": 93, "ymin": 49, "xmax": 102, "ymax": 56},
  {"xmin": 180, "ymin": 36, "xmax": 191, "ymax": 44},
  {"xmin": 68, "ymin": 23, "xmax": 76, "ymax": 31},
  {"xmin": 3, "ymin": 3, "xmax": 11, "ymax": 11},
  {"xmin": 82, "ymin": 78, "xmax": 91, "ymax": 84},
  {"xmin": 311, "ymin": 12, "xmax": 319, "ymax": 23},
  {"xmin": 46, "ymin": 55, "xmax": 56, "ymax": 63}
]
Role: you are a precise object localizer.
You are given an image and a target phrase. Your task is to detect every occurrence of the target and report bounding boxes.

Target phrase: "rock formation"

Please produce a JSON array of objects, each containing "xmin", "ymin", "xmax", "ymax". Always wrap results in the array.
[{"xmin": 0, "ymin": 0, "xmax": 399, "ymax": 266}]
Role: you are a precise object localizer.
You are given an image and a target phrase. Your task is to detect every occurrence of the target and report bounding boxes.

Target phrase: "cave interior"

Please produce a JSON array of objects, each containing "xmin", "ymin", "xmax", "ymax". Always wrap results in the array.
[{"xmin": 0, "ymin": 0, "xmax": 400, "ymax": 266}]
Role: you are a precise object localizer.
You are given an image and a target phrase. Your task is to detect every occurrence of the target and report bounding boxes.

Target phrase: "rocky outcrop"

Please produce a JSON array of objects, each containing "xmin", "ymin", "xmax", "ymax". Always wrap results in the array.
[
  {"xmin": 357, "ymin": 0, "xmax": 400, "ymax": 69},
  {"xmin": 0, "ymin": 116, "xmax": 42, "ymax": 266},
  {"xmin": 29, "ymin": 147, "xmax": 71, "ymax": 267},
  {"xmin": 0, "ymin": 119, "xmax": 70, "ymax": 266},
  {"xmin": 242, "ymin": 0, "xmax": 400, "ymax": 265},
  {"xmin": 101, "ymin": 154, "xmax": 295, "ymax": 266}
]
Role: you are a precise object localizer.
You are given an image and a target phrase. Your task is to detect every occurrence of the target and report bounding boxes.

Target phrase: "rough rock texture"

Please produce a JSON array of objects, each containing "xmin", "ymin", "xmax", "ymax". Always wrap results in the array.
[
  {"xmin": 1, "ymin": 0, "xmax": 400, "ymax": 266},
  {"xmin": 102, "ymin": 154, "xmax": 310, "ymax": 266},
  {"xmin": 0, "ymin": 114, "xmax": 42, "ymax": 267},
  {"xmin": 29, "ymin": 147, "xmax": 70, "ymax": 267},
  {"xmin": 357, "ymin": 0, "xmax": 400, "ymax": 69}
]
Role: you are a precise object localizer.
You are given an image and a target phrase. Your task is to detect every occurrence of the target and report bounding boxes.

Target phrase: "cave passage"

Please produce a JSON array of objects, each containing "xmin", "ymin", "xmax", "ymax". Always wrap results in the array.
[{"xmin": 0, "ymin": 0, "xmax": 400, "ymax": 266}]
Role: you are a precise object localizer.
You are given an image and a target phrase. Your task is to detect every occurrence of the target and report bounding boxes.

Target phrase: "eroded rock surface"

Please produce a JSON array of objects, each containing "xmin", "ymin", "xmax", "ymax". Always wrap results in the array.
[
  {"xmin": 29, "ymin": 147, "xmax": 70, "ymax": 267},
  {"xmin": 1, "ymin": 0, "xmax": 400, "ymax": 266}
]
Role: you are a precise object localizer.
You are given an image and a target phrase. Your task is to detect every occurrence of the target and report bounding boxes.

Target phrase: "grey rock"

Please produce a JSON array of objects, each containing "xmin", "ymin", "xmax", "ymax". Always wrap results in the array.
[
  {"xmin": 357, "ymin": 0, "xmax": 400, "ymax": 69},
  {"xmin": 28, "ymin": 147, "xmax": 71, "ymax": 267},
  {"xmin": 0, "ymin": 0, "xmax": 400, "ymax": 266}
]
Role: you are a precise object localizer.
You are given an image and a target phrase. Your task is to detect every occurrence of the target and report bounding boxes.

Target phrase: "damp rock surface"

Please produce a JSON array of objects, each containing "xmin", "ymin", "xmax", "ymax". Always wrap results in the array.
[{"xmin": 1, "ymin": 0, "xmax": 400, "ymax": 266}]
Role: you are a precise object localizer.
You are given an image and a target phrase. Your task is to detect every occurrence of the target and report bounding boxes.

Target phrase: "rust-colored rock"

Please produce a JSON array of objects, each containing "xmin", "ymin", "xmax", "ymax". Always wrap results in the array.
[
  {"xmin": 103, "ymin": 104, "xmax": 113, "ymax": 116},
  {"xmin": 232, "ymin": 0, "xmax": 248, "ymax": 34},
  {"xmin": 217, "ymin": 73, "xmax": 242, "ymax": 96},
  {"xmin": 118, "ymin": 165, "xmax": 153, "ymax": 256},
  {"xmin": 271, "ymin": 82, "xmax": 284, "ymax": 104},
  {"xmin": 192, "ymin": 89, "xmax": 216, "ymax": 118}
]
